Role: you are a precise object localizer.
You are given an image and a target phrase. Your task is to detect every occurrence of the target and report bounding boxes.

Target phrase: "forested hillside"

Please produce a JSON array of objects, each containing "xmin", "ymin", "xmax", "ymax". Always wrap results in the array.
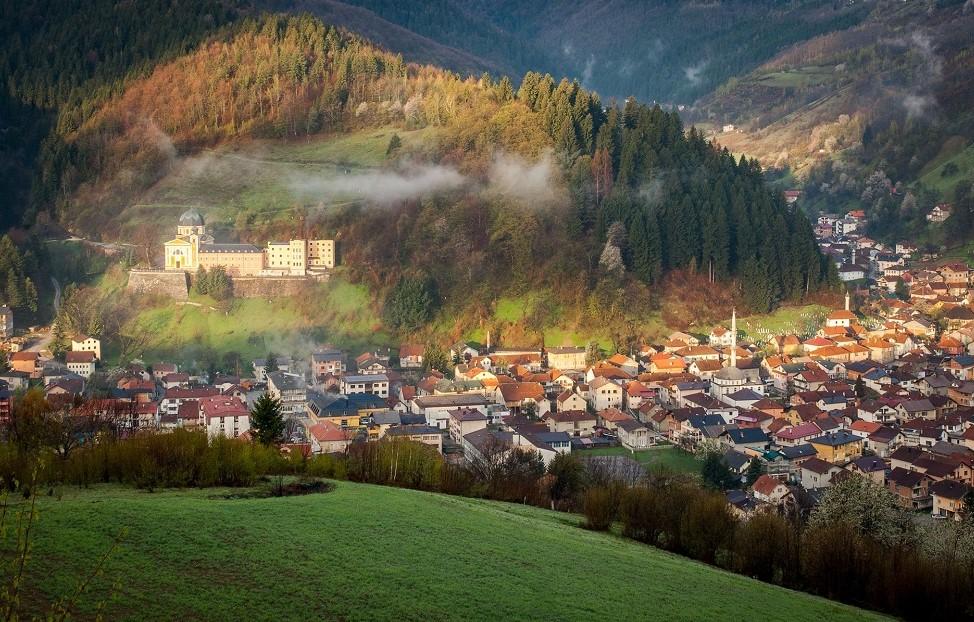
[
  {"xmin": 280, "ymin": 0, "xmax": 870, "ymax": 104},
  {"xmin": 0, "ymin": 0, "xmax": 247, "ymax": 229},
  {"xmin": 695, "ymin": 0, "xmax": 974, "ymax": 246},
  {"xmin": 0, "ymin": 4, "xmax": 837, "ymax": 339}
]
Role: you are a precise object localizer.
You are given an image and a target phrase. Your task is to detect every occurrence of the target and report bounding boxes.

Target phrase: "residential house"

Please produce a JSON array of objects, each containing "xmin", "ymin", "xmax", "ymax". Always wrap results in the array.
[
  {"xmin": 9, "ymin": 351, "xmax": 40, "ymax": 379},
  {"xmin": 311, "ymin": 349, "xmax": 346, "ymax": 378},
  {"xmin": 722, "ymin": 427, "xmax": 769, "ymax": 452},
  {"xmin": 70, "ymin": 334, "xmax": 101, "ymax": 360},
  {"xmin": 398, "ymin": 344, "xmax": 425, "ymax": 369},
  {"xmin": 160, "ymin": 386, "xmax": 220, "ymax": 416},
  {"xmin": 386, "ymin": 424, "xmax": 444, "ymax": 453},
  {"xmin": 588, "ymin": 377, "xmax": 624, "ymax": 411},
  {"xmin": 616, "ymin": 418, "xmax": 652, "ymax": 450},
  {"xmin": 800, "ymin": 457, "xmax": 845, "ymax": 490},
  {"xmin": 309, "ymin": 420, "xmax": 355, "ymax": 454},
  {"xmin": 199, "ymin": 395, "xmax": 250, "ymax": 439},
  {"xmin": 752, "ymin": 474, "xmax": 791, "ymax": 504},
  {"xmin": 849, "ymin": 456, "xmax": 887, "ymax": 485},
  {"xmin": 887, "ymin": 467, "xmax": 933, "ymax": 510},
  {"xmin": 267, "ymin": 371, "xmax": 308, "ymax": 418},
  {"xmin": 598, "ymin": 407, "xmax": 635, "ymax": 431},
  {"xmin": 556, "ymin": 390, "xmax": 587, "ymax": 412},
  {"xmin": 709, "ymin": 325, "xmax": 734, "ymax": 348},
  {"xmin": 809, "ymin": 431, "xmax": 864, "ymax": 463},
  {"xmin": 340, "ymin": 373, "xmax": 390, "ymax": 399},
  {"xmin": 545, "ymin": 410, "xmax": 596, "ymax": 437},
  {"xmin": 356, "ymin": 351, "xmax": 391, "ymax": 375},
  {"xmin": 546, "ymin": 346, "xmax": 587, "ymax": 371},
  {"xmin": 65, "ymin": 351, "xmax": 96, "ymax": 378},
  {"xmin": 496, "ymin": 382, "xmax": 550, "ymax": 416},
  {"xmin": 931, "ymin": 479, "xmax": 970, "ymax": 521},
  {"xmin": 448, "ymin": 407, "xmax": 488, "ymax": 444}
]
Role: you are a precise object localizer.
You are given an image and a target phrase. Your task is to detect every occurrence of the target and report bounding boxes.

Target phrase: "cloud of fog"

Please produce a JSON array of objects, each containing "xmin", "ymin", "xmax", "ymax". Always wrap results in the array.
[
  {"xmin": 582, "ymin": 55, "xmax": 596, "ymax": 86},
  {"xmin": 144, "ymin": 119, "xmax": 176, "ymax": 160},
  {"xmin": 287, "ymin": 163, "xmax": 467, "ymax": 204},
  {"xmin": 902, "ymin": 94, "xmax": 937, "ymax": 119},
  {"xmin": 487, "ymin": 151, "xmax": 557, "ymax": 204},
  {"xmin": 638, "ymin": 174, "xmax": 666, "ymax": 206},
  {"xmin": 645, "ymin": 38, "xmax": 665, "ymax": 63},
  {"xmin": 684, "ymin": 60, "xmax": 708, "ymax": 87},
  {"xmin": 884, "ymin": 30, "xmax": 943, "ymax": 120},
  {"xmin": 617, "ymin": 58, "xmax": 636, "ymax": 79}
]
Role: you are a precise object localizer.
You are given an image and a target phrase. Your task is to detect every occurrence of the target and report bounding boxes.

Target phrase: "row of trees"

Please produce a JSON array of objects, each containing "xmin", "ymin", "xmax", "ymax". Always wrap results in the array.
[
  {"xmin": 580, "ymin": 472, "xmax": 974, "ymax": 619},
  {"xmin": 0, "ymin": 235, "xmax": 40, "ymax": 315}
]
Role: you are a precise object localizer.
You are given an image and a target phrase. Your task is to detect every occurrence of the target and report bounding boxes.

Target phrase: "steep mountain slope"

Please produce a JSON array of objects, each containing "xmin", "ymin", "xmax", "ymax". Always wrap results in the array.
[
  {"xmin": 298, "ymin": 0, "xmax": 871, "ymax": 104},
  {"xmin": 694, "ymin": 0, "xmax": 974, "ymax": 242},
  {"xmin": 262, "ymin": 0, "xmax": 510, "ymax": 76}
]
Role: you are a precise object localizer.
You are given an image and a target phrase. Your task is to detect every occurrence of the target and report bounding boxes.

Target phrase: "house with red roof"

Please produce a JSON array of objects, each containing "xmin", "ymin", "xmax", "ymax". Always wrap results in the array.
[
  {"xmin": 199, "ymin": 395, "xmax": 250, "ymax": 438},
  {"xmin": 752, "ymin": 474, "xmax": 791, "ymax": 504}
]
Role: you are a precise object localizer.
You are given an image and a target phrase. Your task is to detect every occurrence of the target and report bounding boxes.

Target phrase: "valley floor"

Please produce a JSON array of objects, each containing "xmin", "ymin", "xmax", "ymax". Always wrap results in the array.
[{"xmin": 17, "ymin": 482, "xmax": 883, "ymax": 620}]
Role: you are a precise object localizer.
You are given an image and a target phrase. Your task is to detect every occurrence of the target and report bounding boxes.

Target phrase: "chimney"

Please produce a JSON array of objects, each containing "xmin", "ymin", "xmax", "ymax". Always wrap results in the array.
[
  {"xmin": 730, "ymin": 308, "xmax": 737, "ymax": 368},
  {"xmin": 845, "ymin": 292, "xmax": 850, "ymax": 312}
]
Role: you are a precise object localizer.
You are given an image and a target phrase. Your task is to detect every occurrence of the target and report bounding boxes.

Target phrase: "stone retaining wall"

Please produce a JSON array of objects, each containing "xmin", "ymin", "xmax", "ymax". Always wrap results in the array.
[{"xmin": 126, "ymin": 270, "xmax": 189, "ymax": 299}]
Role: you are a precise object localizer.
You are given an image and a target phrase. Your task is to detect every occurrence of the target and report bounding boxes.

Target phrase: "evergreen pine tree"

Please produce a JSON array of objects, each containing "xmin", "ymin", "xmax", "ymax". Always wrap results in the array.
[
  {"xmin": 745, "ymin": 459, "xmax": 764, "ymax": 487},
  {"xmin": 250, "ymin": 392, "xmax": 285, "ymax": 445},
  {"xmin": 386, "ymin": 133, "xmax": 402, "ymax": 157},
  {"xmin": 23, "ymin": 278, "xmax": 37, "ymax": 313}
]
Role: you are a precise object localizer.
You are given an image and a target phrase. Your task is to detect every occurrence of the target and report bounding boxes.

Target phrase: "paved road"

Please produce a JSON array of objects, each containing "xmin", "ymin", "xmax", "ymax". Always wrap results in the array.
[{"xmin": 51, "ymin": 276, "xmax": 62, "ymax": 312}]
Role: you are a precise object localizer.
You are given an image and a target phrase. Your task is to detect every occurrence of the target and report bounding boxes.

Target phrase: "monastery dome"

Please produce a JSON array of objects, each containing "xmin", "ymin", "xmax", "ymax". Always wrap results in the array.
[{"xmin": 179, "ymin": 209, "xmax": 204, "ymax": 227}]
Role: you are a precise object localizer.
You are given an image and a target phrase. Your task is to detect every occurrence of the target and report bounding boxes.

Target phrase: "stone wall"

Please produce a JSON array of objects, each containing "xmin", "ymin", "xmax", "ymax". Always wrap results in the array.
[
  {"xmin": 230, "ymin": 275, "xmax": 327, "ymax": 298},
  {"xmin": 126, "ymin": 270, "xmax": 327, "ymax": 299},
  {"xmin": 126, "ymin": 270, "xmax": 189, "ymax": 300}
]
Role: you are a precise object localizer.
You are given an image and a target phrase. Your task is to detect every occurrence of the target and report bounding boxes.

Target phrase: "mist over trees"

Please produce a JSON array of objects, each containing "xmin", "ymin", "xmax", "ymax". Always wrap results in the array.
[{"xmin": 0, "ymin": 6, "xmax": 834, "ymax": 325}]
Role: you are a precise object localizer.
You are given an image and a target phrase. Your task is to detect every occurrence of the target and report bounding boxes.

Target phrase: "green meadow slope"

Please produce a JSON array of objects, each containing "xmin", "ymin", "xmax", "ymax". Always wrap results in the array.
[{"xmin": 17, "ymin": 482, "xmax": 883, "ymax": 621}]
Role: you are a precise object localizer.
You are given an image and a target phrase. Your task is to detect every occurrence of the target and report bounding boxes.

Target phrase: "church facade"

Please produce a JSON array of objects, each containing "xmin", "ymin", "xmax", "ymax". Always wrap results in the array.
[{"xmin": 164, "ymin": 210, "xmax": 335, "ymax": 277}]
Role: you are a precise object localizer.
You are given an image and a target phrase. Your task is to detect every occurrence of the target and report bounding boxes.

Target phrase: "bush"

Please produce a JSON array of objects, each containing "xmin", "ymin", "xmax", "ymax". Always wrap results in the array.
[
  {"xmin": 582, "ymin": 486, "xmax": 617, "ymax": 531},
  {"xmin": 732, "ymin": 512, "xmax": 797, "ymax": 584}
]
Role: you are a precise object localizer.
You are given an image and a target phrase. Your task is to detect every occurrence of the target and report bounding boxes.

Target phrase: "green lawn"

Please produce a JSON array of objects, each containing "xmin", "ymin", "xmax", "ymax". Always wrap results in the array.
[
  {"xmin": 917, "ymin": 139, "xmax": 974, "ymax": 199},
  {"xmin": 14, "ymin": 482, "xmax": 883, "ymax": 621},
  {"xmin": 118, "ymin": 273, "xmax": 391, "ymax": 367},
  {"xmin": 732, "ymin": 304, "xmax": 829, "ymax": 341},
  {"xmin": 581, "ymin": 445, "xmax": 702, "ymax": 476}
]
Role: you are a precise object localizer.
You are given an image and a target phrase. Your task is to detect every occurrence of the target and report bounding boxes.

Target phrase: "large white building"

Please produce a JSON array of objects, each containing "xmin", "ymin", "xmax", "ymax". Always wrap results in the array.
[{"xmin": 164, "ymin": 209, "xmax": 335, "ymax": 276}]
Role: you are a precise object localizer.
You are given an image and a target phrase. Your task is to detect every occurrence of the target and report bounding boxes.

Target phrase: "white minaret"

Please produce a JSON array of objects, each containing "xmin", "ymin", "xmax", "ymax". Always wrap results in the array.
[
  {"xmin": 730, "ymin": 308, "xmax": 737, "ymax": 368},
  {"xmin": 845, "ymin": 292, "xmax": 850, "ymax": 312}
]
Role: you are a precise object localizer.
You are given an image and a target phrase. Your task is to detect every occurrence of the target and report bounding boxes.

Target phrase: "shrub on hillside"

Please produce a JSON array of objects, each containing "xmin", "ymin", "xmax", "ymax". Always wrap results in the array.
[{"xmin": 582, "ymin": 486, "xmax": 617, "ymax": 531}]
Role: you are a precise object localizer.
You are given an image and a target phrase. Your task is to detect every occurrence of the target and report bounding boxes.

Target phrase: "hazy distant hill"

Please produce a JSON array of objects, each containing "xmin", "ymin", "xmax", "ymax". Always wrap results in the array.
[
  {"xmin": 693, "ymin": 0, "xmax": 974, "ymax": 245},
  {"xmin": 281, "ymin": 0, "xmax": 871, "ymax": 104}
]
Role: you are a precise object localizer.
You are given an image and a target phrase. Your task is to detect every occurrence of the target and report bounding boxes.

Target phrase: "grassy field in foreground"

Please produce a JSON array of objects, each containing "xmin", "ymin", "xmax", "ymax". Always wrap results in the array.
[
  {"xmin": 14, "ymin": 483, "xmax": 884, "ymax": 621},
  {"xmin": 581, "ymin": 445, "xmax": 702, "ymax": 476}
]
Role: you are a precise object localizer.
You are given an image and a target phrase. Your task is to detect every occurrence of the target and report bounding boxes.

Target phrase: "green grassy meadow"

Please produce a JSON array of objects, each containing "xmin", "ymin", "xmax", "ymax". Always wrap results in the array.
[
  {"xmin": 115, "ymin": 274, "xmax": 391, "ymax": 366},
  {"xmin": 15, "ymin": 482, "xmax": 883, "ymax": 621},
  {"xmin": 581, "ymin": 445, "xmax": 702, "ymax": 476},
  {"xmin": 917, "ymin": 139, "xmax": 974, "ymax": 199},
  {"xmin": 117, "ymin": 125, "xmax": 443, "ymax": 237}
]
